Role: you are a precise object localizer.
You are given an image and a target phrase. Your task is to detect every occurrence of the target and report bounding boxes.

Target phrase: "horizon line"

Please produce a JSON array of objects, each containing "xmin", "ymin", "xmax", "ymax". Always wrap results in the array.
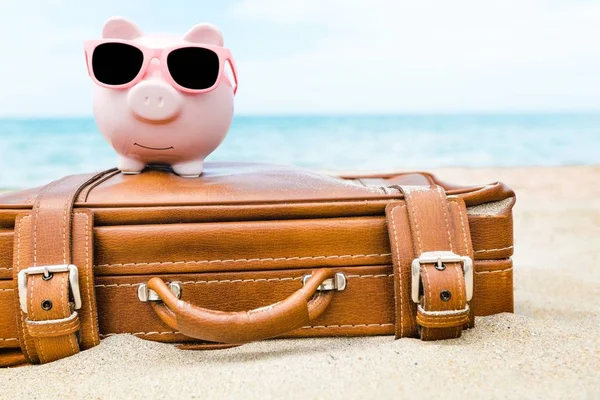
[{"xmin": 1, "ymin": 110, "xmax": 600, "ymax": 120}]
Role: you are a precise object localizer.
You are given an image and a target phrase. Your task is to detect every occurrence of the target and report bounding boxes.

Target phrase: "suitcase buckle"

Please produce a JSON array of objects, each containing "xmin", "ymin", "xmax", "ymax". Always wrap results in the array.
[
  {"xmin": 17, "ymin": 264, "xmax": 82, "ymax": 314},
  {"xmin": 138, "ymin": 281, "xmax": 182, "ymax": 302},
  {"xmin": 302, "ymin": 272, "xmax": 347, "ymax": 291},
  {"xmin": 411, "ymin": 252, "xmax": 473, "ymax": 303}
]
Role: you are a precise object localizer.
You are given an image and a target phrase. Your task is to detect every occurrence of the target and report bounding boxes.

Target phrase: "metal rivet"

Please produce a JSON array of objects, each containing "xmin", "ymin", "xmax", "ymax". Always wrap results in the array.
[
  {"xmin": 435, "ymin": 262, "xmax": 446, "ymax": 271},
  {"xmin": 42, "ymin": 272, "xmax": 54, "ymax": 281},
  {"xmin": 41, "ymin": 299, "xmax": 53, "ymax": 311},
  {"xmin": 440, "ymin": 290, "xmax": 452, "ymax": 302}
]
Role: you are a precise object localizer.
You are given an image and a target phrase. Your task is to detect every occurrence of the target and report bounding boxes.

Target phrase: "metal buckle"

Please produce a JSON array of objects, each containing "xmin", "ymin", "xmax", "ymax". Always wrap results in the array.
[
  {"xmin": 302, "ymin": 272, "xmax": 347, "ymax": 291},
  {"xmin": 17, "ymin": 264, "xmax": 82, "ymax": 314},
  {"xmin": 138, "ymin": 281, "xmax": 182, "ymax": 302},
  {"xmin": 411, "ymin": 251, "xmax": 473, "ymax": 303}
]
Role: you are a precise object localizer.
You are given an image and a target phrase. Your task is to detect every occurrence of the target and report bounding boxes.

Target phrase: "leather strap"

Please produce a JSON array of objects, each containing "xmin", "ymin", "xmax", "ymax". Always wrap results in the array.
[
  {"xmin": 13, "ymin": 170, "xmax": 116, "ymax": 363},
  {"xmin": 386, "ymin": 185, "xmax": 474, "ymax": 340}
]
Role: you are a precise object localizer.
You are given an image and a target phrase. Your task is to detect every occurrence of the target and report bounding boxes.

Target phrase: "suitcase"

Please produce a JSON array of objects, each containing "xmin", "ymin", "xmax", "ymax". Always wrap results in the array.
[{"xmin": 0, "ymin": 163, "xmax": 515, "ymax": 366}]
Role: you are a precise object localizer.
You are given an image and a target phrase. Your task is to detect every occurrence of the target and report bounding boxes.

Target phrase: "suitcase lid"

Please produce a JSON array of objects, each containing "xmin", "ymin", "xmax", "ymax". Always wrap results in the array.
[{"xmin": 0, "ymin": 162, "xmax": 514, "ymax": 208}]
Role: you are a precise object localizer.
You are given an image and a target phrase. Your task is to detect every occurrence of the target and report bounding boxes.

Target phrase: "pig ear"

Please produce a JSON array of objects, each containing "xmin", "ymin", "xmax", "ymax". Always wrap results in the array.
[
  {"xmin": 102, "ymin": 16, "xmax": 143, "ymax": 39},
  {"xmin": 183, "ymin": 24, "xmax": 224, "ymax": 46}
]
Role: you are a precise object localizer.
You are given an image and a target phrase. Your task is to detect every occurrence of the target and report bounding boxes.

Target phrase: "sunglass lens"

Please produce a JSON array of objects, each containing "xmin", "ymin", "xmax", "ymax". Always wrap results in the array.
[
  {"xmin": 92, "ymin": 43, "xmax": 144, "ymax": 85},
  {"xmin": 167, "ymin": 47, "xmax": 220, "ymax": 90}
]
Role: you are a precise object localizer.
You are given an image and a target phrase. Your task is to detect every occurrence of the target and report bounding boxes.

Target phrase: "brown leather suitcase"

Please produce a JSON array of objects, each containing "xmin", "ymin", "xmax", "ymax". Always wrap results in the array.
[{"xmin": 0, "ymin": 163, "xmax": 515, "ymax": 366}]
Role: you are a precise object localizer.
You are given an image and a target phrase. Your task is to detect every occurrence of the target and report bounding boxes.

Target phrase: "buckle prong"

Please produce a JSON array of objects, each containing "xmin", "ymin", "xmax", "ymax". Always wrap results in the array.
[{"xmin": 411, "ymin": 252, "xmax": 473, "ymax": 303}]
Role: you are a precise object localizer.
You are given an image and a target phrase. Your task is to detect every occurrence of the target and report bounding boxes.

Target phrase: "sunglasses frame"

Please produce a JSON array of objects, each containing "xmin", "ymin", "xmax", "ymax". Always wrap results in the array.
[{"xmin": 84, "ymin": 38, "xmax": 238, "ymax": 95}]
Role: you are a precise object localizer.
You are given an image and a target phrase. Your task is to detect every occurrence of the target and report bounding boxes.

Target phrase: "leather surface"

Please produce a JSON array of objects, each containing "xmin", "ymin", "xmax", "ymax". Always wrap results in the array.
[
  {"xmin": 0, "ymin": 209, "xmax": 513, "ymax": 280},
  {"xmin": 93, "ymin": 216, "xmax": 391, "ymax": 276},
  {"xmin": 0, "ymin": 349, "xmax": 27, "ymax": 367},
  {"xmin": 0, "ymin": 261, "xmax": 511, "ymax": 347},
  {"xmin": 0, "ymin": 163, "xmax": 515, "ymax": 362}
]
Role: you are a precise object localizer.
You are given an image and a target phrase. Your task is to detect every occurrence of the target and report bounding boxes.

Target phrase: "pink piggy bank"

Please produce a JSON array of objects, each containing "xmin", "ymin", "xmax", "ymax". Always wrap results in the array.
[{"xmin": 85, "ymin": 17, "xmax": 238, "ymax": 177}]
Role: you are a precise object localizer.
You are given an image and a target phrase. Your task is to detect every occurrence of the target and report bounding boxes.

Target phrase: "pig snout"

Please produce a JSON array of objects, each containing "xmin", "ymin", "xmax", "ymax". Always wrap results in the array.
[{"xmin": 127, "ymin": 80, "xmax": 183, "ymax": 122}]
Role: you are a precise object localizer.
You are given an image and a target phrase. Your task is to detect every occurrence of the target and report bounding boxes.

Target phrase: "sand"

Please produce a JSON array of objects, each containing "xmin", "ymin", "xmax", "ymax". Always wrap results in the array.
[{"xmin": 1, "ymin": 165, "xmax": 599, "ymax": 399}]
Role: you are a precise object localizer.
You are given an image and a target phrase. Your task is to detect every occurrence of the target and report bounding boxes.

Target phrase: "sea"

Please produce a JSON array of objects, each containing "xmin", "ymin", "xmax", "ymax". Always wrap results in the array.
[{"xmin": 0, "ymin": 114, "xmax": 598, "ymax": 189}]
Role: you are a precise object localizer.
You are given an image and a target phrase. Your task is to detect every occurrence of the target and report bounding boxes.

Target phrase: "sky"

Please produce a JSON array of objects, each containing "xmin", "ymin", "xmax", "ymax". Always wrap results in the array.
[{"xmin": 0, "ymin": 0, "xmax": 599, "ymax": 116}]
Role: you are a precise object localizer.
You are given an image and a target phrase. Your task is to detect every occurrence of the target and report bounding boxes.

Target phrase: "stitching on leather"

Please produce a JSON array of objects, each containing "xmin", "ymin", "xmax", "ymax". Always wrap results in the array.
[
  {"xmin": 454, "ymin": 262, "xmax": 465, "ymax": 306},
  {"xmin": 474, "ymin": 246, "xmax": 513, "ymax": 253},
  {"xmin": 302, "ymin": 323, "xmax": 394, "ymax": 329},
  {"xmin": 94, "ymin": 273, "xmax": 393, "ymax": 288},
  {"xmin": 421, "ymin": 266, "xmax": 432, "ymax": 310},
  {"xmin": 28, "ymin": 275, "xmax": 36, "ymax": 321},
  {"xmin": 27, "ymin": 278, "xmax": 35, "ymax": 330},
  {"xmin": 60, "ymin": 273, "xmax": 67, "ymax": 318},
  {"xmin": 420, "ymin": 266, "xmax": 433, "ymax": 341},
  {"xmin": 181, "ymin": 277, "xmax": 302, "ymax": 285},
  {"xmin": 453, "ymin": 202, "xmax": 468, "ymax": 337},
  {"xmin": 34, "ymin": 337, "xmax": 46, "ymax": 363},
  {"xmin": 32, "ymin": 178, "xmax": 63, "ymax": 267},
  {"xmin": 61, "ymin": 273, "xmax": 78, "ymax": 356},
  {"xmin": 419, "ymin": 319, "xmax": 469, "ymax": 328},
  {"xmin": 451, "ymin": 259, "xmax": 465, "ymax": 338},
  {"xmin": 68, "ymin": 332, "xmax": 78, "ymax": 355},
  {"xmin": 475, "ymin": 267, "xmax": 513, "ymax": 275},
  {"xmin": 404, "ymin": 191, "xmax": 423, "ymax": 253},
  {"xmin": 62, "ymin": 196, "xmax": 68, "ymax": 264},
  {"xmin": 346, "ymin": 274, "xmax": 393, "ymax": 279},
  {"xmin": 6, "ymin": 259, "xmax": 527, "ymax": 271},
  {"xmin": 0, "ymin": 288, "xmax": 13, "ymax": 292},
  {"xmin": 56, "ymin": 272, "xmax": 78, "ymax": 356},
  {"xmin": 16, "ymin": 216, "xmax": 32, "ymax": 360},
  {"xmin": 26, "ymin": 312, "xmax": 78, "ymax": 325},
  {"xmin": 389, "ymin": 205, "xmax": 406, "ymax": 338},
  {"xmin": 100, "ymin": 331, "xmax": 177, "ymax": 338},
  {"xmin": 417, "ymin": 314, "xmax": 469, "ymax": 322},
  {"xmin": 27, "ymin": 312, "xmax": 79, "ymax": 332},
  {"xmin": 78, "ymin": 212, "xmax": 100, "ymax": 346},
  {"xmin": 436, "ymin": 186, "xmax": 453, "ymax": 251},
  {"xmin": 61, "ymin": 178, "xmax": 77, "ymax": 265},
  {"xmin": 99, "ymin": 324, "xmax": 396, "ymax": 338},
  {"xmin": 418, "ymin": 314, "xmax": 468, "ymax": 322},
  {"xmin": 0, "ymin": 338, "xmax": 19, "ymax": 341},
  {"xmin": 33, "ymin": 200, "xmax": 38, "ymax": 266},
  {"xmin": 95, "ymin": 253, "xmax": 393, "ymax": 268},
  {"xmin": 456, "ymin": 202, "xmax": 470, "ymax": 254},
  {"xmin": 30, "ymin": 327, "xmax": 79, "ymax": 336},
  {"xmin": 417, "ymin": 304, "xmax": 469, "ymax": 316}
]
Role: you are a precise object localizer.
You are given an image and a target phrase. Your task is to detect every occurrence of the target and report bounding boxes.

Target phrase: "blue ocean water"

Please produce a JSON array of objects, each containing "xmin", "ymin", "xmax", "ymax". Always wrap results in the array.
[{"xmin": 0, "ymin": 114, "xmax": 598, "ymax": 189}]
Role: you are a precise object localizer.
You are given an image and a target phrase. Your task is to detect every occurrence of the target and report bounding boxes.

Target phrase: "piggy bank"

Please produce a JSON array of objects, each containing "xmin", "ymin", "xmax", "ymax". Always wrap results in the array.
[{"xmin": 85, "ymin": 17, "xmax": 238, "ymax": 177}]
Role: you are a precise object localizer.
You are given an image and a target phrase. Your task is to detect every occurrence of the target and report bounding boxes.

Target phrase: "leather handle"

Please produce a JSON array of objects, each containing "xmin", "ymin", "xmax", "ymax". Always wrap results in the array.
[{"xmin": 146, "ymin": 269, "xmax": 336, "ymax": 344}]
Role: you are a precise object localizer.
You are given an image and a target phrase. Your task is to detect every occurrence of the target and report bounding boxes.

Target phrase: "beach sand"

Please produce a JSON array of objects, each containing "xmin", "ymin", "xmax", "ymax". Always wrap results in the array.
[{"xmin": 1, "ymin": 165, "xmax": 599, "ymax": 399}]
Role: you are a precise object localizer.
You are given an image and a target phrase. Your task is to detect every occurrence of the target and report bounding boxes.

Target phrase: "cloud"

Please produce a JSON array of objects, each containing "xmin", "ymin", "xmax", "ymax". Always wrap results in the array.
[{"xmin": 231, "ymin": 0, "xmax": 600, "ymax": 113}]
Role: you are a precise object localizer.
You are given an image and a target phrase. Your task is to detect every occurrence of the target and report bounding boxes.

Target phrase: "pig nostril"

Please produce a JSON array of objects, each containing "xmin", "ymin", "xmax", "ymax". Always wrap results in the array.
[
  {"xmin": 144, "ymin": 96, "xmax": 150, "ymax": 105},
  {"xmin": 158, "ymin": 97, "xmax": 164, "ymax": 107}
]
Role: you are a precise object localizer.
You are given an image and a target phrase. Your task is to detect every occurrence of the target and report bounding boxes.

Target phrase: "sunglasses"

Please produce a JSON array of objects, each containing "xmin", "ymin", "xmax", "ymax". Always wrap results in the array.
[{"xmin": 84, "ymin": 39, "xmax": 238, "ymax": 94}]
